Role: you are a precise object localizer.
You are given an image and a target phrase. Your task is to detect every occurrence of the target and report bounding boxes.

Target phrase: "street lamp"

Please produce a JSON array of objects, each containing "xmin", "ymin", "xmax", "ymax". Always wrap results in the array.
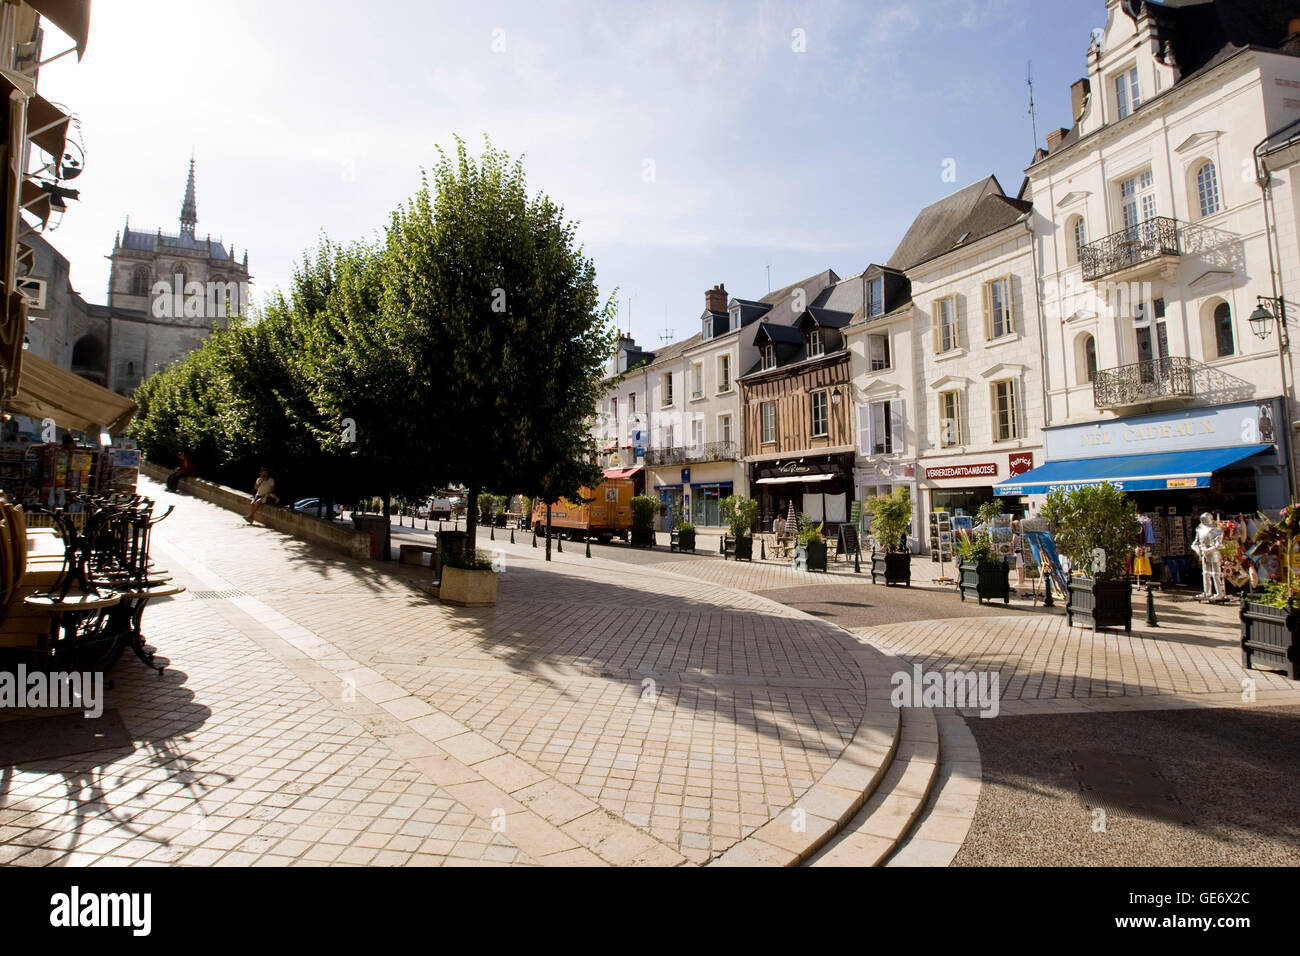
[{"xmin": 1250, "ymin": 296, "xmax": 1296, "ymax": 342}]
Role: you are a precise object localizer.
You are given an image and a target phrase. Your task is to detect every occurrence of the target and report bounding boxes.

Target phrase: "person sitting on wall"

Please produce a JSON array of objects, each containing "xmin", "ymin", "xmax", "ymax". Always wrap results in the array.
[
  {"xmin": 166, "ymin": 451, "xmax": 195, "ymax": 492},
  {"xmin": 245, "ymin": 466, "xmax": 278, "ymax": 524}
]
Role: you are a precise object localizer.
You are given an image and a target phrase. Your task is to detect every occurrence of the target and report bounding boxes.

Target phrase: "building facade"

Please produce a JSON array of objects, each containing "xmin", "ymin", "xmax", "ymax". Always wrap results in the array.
[{"xmin": 1019, "ymin": 0, "xmax": 1300, "ymax": 514}]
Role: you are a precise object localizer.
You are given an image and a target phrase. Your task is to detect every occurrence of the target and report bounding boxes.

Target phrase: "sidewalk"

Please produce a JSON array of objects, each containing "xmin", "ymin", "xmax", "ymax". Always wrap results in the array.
[{"xmin": 0, "ymin": 478, "xmax": 903, "ymax": 867}]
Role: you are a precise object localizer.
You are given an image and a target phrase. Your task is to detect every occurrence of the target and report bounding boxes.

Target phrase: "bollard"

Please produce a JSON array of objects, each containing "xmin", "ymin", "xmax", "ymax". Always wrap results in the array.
[
  {"xmin": 511, "ymin": 528, "xmax": 515, "ymax": 545},
  {"xmin": 557, "ymin": 536, "xmax": 563, "ymax": 553},
  {"xmin": 424, "ymin": 515, "xmax": 428, "ymax": 530},
  {"xmin": 854, "ymin": 550, "xmax": 860, "ymax": 574},
  {"xmin": 1145, "ymin": 585, "xmax": 1159, "ymax": 627},
  {"xmin": 490, "ymin": 524, "xmax": 495, "ymax": 541},
  {"xmin": 760, "ymin": 538, "xmax": 766, "ymax": 561},
  {"xmin": 1043, "ymin": 576, "xmax": 1054, "ymax": 608},
  {"xmin": 586, "ymin": 537, "xmax": 591, "ymax": 558},
  {"xmin": 532, "ymin": 528, "xmax": 537, "ymax": 548}
]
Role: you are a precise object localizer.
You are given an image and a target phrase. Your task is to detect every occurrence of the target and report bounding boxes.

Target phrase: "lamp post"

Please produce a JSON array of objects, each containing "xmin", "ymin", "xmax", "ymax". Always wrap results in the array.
[{"xmin": 1248, "ymin": 296, "xmax": 1298, "ymax": 501}]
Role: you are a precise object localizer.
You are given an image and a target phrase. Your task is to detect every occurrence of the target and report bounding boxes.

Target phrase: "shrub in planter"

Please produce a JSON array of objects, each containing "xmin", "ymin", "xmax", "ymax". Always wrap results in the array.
[
  {"xmin": 631, "ymin": 495, "xmax": 658, "ymax": 548},
  {"xmin": 955, "ymin": 533, "xmax": 1009, "ymax": 605},
  {"xmin": 437, "ymin": 547, "xmax": 498, "ymax": 607},
  {"xmin": 1044, "ymin": 483, "xmax": 1138, "ymax": 633},
  {"xmin": 1240, "ymin": 507, "xmax": 1300, "ymax": 677},
  {"xmin": 720, "ymin": 495, "xmax": 758, "ymax": 562},
  {"xmin": 793, "ymin": 515, "xmax": 828, "ymax": 571},
  {"xmin": 867, "ymin": 487, "xmax": 912, "ymax": 586},
  {"xmin": 675, "ymin": 521, "xmax": 696, "ymax": 554}
]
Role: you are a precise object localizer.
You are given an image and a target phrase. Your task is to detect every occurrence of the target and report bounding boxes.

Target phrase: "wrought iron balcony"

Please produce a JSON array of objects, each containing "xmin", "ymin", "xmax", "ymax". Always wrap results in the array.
[
  {"xmin": 1092, "ymin": 356, "xmax": 1252, "ymax": 409},
  {"xmin": 643, "ymin": 441, "xmax": 738, "ymax": 466},
  {"xmin": 1080, "ymin": 217, "xmax": 1181, "ymax": 282}
]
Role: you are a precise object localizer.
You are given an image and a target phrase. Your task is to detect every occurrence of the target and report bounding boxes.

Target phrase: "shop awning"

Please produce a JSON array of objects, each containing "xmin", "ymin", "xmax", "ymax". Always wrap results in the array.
[
  {"xmin": 7, "ymin": 351, "xmax": 136, "ymax": 432},
  {"xmin": 756, "ymin": 474, "xmax": 835, "ymax": 486},
  {"xmin": 601, "ymin": 440, "xmax": 616, "ymax": 453},
  {"xmin": 603, "ymin": 466, "xmax": 642, "ymax": 480},
  {"xmin": 26, "ymin": 0, "xmax": 92, "ymax": 60},
  {"xmin": 25, "ymin": 89, "xmax": 69, "ymax": 162},
  {"xmin": 994, "ymin": 444, "xmax": 1274, "ymax": 496}
]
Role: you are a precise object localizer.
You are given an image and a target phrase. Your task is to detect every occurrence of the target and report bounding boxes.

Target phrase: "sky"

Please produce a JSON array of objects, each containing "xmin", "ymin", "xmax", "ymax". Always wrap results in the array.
[{"xmin": 33, "ymin": 0, "xmax": 1104, "ymax": 349}]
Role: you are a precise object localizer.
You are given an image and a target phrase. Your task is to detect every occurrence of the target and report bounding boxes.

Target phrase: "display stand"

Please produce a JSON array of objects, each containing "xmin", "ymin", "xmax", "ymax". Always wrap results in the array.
[{"xmin": 929, "ymin": 510, "xmax": 955, "ymax": 584}]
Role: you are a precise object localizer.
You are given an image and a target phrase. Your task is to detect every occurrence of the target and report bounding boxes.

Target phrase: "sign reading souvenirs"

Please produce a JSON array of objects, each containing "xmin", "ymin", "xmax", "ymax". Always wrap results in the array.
[{"xmin": 925, "ymin": 462, "xmax": 998, "ymax": 481}]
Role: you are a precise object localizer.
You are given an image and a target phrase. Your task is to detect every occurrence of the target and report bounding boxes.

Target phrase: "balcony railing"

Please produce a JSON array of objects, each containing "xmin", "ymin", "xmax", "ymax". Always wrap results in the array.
[
  {"xmin": 1080, "ymin": 217, "xmax": 1181, "ymax": 282},
  {"xmin": 644, "ymin": 441, "xmax": 738, "ymax": 466},
  {"xmin": 1092, "ymin": 356, "xmax": 1252, "ymax": 409}
]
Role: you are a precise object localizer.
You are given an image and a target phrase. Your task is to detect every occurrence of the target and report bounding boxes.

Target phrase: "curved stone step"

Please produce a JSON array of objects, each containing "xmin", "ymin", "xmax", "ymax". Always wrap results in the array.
[{"xmin": 803, "ymin": 704, "xmax": 940, "ymax": 867}]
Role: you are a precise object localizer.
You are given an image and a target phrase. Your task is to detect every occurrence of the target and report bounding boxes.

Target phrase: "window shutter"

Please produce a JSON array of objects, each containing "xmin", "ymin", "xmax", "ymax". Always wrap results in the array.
[
  {"xmin": 932, "ymin": 309, "xmax": 940, "ymax": 353},
  {"xmin": 889, "ymin": 400, "xmax": 904, "ymax": 455},
  {"xmin": 1005, "ymin": 277, "xmax": 1015, "ymax": 333},
  {"xmin": 984, "ymin": 284, "xmax": 992, "ymax": 340}
]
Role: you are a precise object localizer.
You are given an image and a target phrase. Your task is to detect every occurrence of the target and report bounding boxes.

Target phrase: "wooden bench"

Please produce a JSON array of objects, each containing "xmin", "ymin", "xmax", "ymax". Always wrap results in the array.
[{"xmin": 399, "ymin": 543, "xmax": 437, "ymax": 566}]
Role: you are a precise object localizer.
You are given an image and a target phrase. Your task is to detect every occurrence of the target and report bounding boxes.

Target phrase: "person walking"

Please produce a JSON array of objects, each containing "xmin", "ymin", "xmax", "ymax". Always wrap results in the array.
[{"xmin": 246, "ymin": 467, "xmax": 278, "ymax": 524}]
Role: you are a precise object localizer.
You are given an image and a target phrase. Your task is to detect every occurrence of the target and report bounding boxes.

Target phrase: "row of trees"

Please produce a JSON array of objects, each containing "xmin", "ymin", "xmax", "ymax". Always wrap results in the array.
[{"xmin": 130, "ymin": 137, "xmax": 615, "ymax": 556}]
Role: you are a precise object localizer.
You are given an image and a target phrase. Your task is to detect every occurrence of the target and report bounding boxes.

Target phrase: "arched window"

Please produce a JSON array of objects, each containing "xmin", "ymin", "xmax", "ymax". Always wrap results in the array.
[
  {"xmin": 1196, "ymin": 161, "xmax": 1221, "ymax": 218},
  {"xmin": 126, "ymin": 361, "xmax": 135, "ymax": 376},
  {"xmin": 1066, "ymin": 215, "xmax": 1087, "ymax": 266},
  {"xmin": 1084, "ymin": 334, "xmax": 1097, "ymax": 383},
  {"xmin": 131, "ymin": 269, "xmax": 150, "ymax": 296},
  {"xmin": 1214, "ymin": 301, "xmax": 1234, "ymax": 357}
]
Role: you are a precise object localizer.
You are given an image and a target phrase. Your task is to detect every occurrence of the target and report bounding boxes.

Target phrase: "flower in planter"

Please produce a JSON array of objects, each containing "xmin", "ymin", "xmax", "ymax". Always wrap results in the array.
[
  {"xmin": 796, "ymin": 515, "xmax": 824, "ymax": 547},
  {"xmin": 1246, "ymin": 507, "xmax": 1300, "ymax": 607}
]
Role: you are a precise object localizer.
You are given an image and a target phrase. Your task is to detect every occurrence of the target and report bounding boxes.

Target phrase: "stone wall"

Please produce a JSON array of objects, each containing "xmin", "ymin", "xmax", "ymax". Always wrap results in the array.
[{"xmin": 140, "ymin": 460, "xmax": 371, "ymax": 560}]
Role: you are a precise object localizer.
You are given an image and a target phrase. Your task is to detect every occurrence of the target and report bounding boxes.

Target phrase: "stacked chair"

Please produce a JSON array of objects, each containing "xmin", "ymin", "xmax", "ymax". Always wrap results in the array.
[{"xmin": 0, "ymin": 493, "xmax": 184, "ymax": 674}]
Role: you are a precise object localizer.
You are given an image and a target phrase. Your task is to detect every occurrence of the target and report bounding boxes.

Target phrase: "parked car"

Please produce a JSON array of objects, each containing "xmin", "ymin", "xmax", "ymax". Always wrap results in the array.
[{"xmin": 292, "ymin": 498, "xmax": 340, "ymax": 520}]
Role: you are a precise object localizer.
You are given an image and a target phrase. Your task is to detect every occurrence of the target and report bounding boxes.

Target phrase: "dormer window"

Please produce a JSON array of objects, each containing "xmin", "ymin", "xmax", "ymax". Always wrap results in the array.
[
  {"xmin": 730, "ymin": 306, "xmax": 741, "ymax": 331},
  {"xmin": 761, "ymin": 343, "xmax": 776, "ymax": 370},
  {"xmin": 1115, "ymin": 66, "xmax": 1141, "ymax": 120},
  {"xmin": 807, "ymin": 329, "xmax": 824, "ymax": 357},
  {"xmin": 867, "ymin": 278, "xmax": 883, "ymax": 318},
  {"xmin": 702, "ymin": 316, "xmax": 713, "ymax": 340}
]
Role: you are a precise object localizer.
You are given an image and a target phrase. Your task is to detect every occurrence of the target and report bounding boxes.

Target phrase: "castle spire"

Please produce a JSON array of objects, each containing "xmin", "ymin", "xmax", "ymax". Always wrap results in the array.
[{"xmin": 179, "ymin": 155, "xmax": 197, "ymax": 237}]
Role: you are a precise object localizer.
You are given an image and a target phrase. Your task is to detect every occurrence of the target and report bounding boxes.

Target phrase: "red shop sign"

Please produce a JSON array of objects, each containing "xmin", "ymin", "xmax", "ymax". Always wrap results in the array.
[
  {"xmin": 1008, "ymin": 452, "xmax": 1034, "ymax": 477},
  {"xmin": 925, "ymin": 462, "xmax": 998, "ymax": 480}
]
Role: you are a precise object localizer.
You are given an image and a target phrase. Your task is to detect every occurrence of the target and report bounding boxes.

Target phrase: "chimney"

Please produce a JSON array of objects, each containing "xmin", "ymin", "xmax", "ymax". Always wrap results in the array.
[
  {"xmin": 705, "ymin": 283, "xmax": 727, "ymax": 314},
  {"xmin": 1070, "ymin": 77, "xmax": 1091, "ymax": 122},
  {"xmin": 1046, "ymin": 128, "xmax": 1069, "ymax": 153}
]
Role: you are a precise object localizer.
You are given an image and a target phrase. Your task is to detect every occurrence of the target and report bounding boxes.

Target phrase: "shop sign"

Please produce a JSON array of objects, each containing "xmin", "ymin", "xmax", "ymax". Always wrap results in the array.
[
  {"xmin": 681, "ymin": 468, "xmax": 691, "ymax": 484},
  {"xmin": 925, "ymin": 462, "xmax": 998, "ymax": 481},
  {"xmin": 1008, "ymin": 452, "xmax": 1034, "ymax": 477},
  {"xmin": 1045, "ymin": 400, "xmax": 1279, "ymax": 459}
]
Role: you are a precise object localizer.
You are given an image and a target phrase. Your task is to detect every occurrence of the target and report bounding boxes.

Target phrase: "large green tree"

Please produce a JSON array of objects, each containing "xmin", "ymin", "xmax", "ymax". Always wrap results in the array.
[{"xmin": 382, "ymin": 137, "xmax": 616, "ymax": 555}]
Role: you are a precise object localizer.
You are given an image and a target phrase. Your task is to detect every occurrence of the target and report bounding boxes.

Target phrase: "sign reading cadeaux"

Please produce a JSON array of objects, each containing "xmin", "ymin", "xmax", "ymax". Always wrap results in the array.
[
  {"xmin": 1044, "ymin": 399, "xmax": 1278, "ymax": 460},
  {"xmin": 925, "ymin": 462, "xmax": 998, "ymax": 481}
]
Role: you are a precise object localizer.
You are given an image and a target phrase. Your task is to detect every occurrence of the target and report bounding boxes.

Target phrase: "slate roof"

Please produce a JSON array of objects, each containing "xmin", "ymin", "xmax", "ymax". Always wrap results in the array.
[
  {"xmin": 804, "ymin": 307, "xmax": 854, "ymax": 329},
  {"xmin": 754, "ymin": 322, "xmax": 805, "ymax": 345},
  {"xmin": 120, "ymin": 226, "xmax": 235, "ymax": 260},
  {"xmin": 906, "ymin": 194, "xmax": 1034, "ymax": 271},
  {"xmin": 1127, "ymin": 0, "xmax": 1300, "ymax": 80},
  {"xmin": 885, "ymin": 177, "xmax": 1004, "ymax": 271}
]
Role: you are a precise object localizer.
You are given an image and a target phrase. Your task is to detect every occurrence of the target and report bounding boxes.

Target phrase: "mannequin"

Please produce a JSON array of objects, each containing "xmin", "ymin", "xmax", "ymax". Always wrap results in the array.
[{"xmin": 1191, "ymin": 512, "xmax": 1225, "ymax": 601}]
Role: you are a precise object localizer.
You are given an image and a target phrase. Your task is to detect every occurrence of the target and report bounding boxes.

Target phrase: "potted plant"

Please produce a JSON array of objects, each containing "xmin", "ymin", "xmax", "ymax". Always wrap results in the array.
[
  {"xmin": 436, "ymin": 546, "xmax": 498, "ymax": 607},
  {"xmin": 674, "ymin": 520, "xmax": 696, "ymax": 553},
  {"xmin": 955, "ymin": 528, "xmax": 1010, "ymax": 605},
  {"xmin": 1043, "ymin": 483, "xmax": 1138, "ymax": 633},
  {"xmin": 720, "ymin": 495, "xmax": 757, "ymax": 561},
  {"xmin": 867, "ymin": 487, "xmax": 912, "ymax": 586},
  {"xmin": 630, "ymin": 495, "xmax": 658, "ymax": 548},
  {"xmin": 1240, "ymin": 506, "xmax": 1300, "ymax": 678},
  {"xmin": 794, "ymin": 516, "xmax": 827, "ymax": 572}
]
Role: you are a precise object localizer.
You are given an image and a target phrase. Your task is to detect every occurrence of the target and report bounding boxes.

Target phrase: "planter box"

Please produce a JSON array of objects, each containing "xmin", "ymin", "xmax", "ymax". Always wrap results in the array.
[
  {"xmin": 794, "ymin": 540, "xmax": 827, "ymax": 572},
  {"xmin": 871, "ymin": 551, "xmax": 911, "ymax": 587},
  {"xmin": 673, "ymin": 528, "xmax": 696, "ymax": 553},
  {"xmin": 959, "ymin": 559, "xmax": 1010, "ymax": 605},
  {"xmin": 733, "ymin": 534, "xmax": 753, "ymax": 562},
  {"xmin": 437, "ymin": 565, "xmax": 498, "ymax": 607},
  {"xmin": 630, "ymin": 526, "xmax": 656, "ymax": 548},
  {"xmin": 1066, "ymin": 577, "xmax": 1132, "ymax": 633},
  {"xmin": 1241, "ymin": 600, "xmax": 1300, "ymax": 679}
]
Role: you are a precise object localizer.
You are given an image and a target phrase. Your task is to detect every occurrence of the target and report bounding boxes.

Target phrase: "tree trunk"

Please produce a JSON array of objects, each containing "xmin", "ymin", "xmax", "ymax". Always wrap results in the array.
[
  {"xmin": 546, "ymin": 504, "xmax": 552, "ymax": 562},
  {"xmin": 466, "ymin": 482, "xmax": 480, "ymax": 561},
  {"xmin": 381, "ymin": 492, "xmax": 392, "ymax": 561}
]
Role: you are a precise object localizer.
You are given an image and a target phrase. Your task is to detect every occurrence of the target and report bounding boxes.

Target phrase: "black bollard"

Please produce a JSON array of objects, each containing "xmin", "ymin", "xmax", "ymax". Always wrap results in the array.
[
  {"xmin": 511, "ymin": 528, "xmax": 515, "ymax": 545},
  {"xmin": 854, "ymin": 550, "xmax": 860, "ymax": 574},
  {"xmin": 532, "ymin": 528, "xmax": 537, "ymax": 548},
  {"xmin": 760, "ymin": 538, "xmax": 766, "ymax": 561},
  {"xmin": 557, "ymin": 536, "xmax": 563, "ymax": 553},
  {"xmin": 424, "ymin": 515, "xmax": 428, "ymax": 530},
  {"xmin": 1043, "ymin": 575, "xmax": 1054, "ymax": 608},
  {"xmin": 1145, "ymin": 586, "xmax": 1159, "ymax": 627},
  {"xmin": 586, "ymin": 536, "xmax": 591, "ymax": 558},
  {"xmin": 490, "ymin": 524, "xmax": 495, "ymax": 541}
]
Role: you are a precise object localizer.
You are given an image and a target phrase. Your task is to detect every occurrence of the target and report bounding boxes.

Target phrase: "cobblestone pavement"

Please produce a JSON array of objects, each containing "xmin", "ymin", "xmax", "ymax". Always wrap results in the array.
[{"xmin": 0, "ymin": 480, "xmax": 895, "ymax": 867}]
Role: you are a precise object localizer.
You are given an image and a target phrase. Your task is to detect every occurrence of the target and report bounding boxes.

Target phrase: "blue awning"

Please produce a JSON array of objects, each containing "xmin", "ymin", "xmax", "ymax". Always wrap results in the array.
[{"xmin": 994, "ymin": 444, "xmax": 1274, "ymax": 496}]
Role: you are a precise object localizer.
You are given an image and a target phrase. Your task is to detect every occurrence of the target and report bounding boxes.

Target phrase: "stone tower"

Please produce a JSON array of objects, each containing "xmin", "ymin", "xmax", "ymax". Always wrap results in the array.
[{"xmin": 104, "ymin": 158, "xmax": 252, "ymax": 395}]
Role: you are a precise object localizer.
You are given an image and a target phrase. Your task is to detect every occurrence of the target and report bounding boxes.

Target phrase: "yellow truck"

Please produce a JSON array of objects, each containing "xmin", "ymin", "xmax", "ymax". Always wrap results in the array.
[{"xmin": 530, "ymin": 478, "xmax": 633, "ymax": 542}]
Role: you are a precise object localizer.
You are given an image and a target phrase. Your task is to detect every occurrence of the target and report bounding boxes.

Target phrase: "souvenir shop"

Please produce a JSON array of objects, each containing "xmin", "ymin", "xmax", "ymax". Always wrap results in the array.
[{"xmin": 995, "ymin": 398, "xmax": 1289, "ymax": 592}]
